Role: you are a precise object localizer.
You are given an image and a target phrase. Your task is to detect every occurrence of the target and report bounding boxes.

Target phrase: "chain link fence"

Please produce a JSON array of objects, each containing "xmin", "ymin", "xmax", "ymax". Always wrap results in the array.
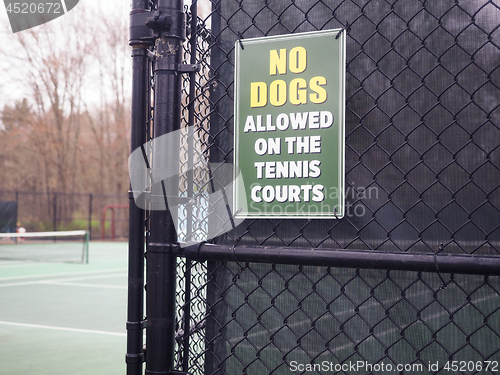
[
  {"xmin": 0, "ymin": 190, "xmax": 129, "ymax": 240},
  {"xmin": 137, "ymin": 0, "xmax": 500, "ymax": 373},
  {"xmin": 179, "ymin": 261, "xmax": 499, "ymax": 375}
]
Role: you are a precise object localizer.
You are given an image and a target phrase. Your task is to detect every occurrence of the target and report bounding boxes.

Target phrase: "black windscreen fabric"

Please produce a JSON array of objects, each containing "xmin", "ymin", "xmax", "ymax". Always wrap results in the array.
[
  {"xmin": 0, "ymin": 201, "xmax": 17, "ymax": 233},
  {"xmin": 187, "ymin": 1, "xmax": 500, "ymax": 374},
  {"xmin": 202, "ymin": 262, "xmax": 500, "ymax": 375},
  {"xmin": 208, "ymin": 0, "xmax": 500, "ymax": 255}
]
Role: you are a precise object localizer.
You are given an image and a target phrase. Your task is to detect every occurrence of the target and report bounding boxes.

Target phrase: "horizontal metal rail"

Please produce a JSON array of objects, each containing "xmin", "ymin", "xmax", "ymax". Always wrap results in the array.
[{"xmin": 181, "ymin": 243, "xmax": 500, "ymax": 276}]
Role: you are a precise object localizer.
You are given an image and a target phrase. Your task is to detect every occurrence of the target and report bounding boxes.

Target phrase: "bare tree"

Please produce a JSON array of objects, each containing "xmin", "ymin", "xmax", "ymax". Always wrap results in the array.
[
  {"xmin": 84, "ymin": 3, "xmax": 131, "ymax": 194},
  {"xmin": 0, "ymin": 1, "xmax": 132, "ymax": 195},
  {"xmin": 1, "ymin": 6, "xmax": 95, "ymax": 194}
]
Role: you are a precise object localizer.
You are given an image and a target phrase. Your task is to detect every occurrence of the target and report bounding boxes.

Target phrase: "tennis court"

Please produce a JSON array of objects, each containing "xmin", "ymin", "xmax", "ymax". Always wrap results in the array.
[{"xmin": 0, "ymin": 241, "xmax": 129, "ymax": 375}]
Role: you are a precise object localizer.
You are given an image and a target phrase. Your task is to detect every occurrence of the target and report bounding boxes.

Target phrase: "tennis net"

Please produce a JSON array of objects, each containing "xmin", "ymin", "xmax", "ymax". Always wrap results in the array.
[{"xmin": 0, "ymin": 230, "xmax": 89, "ymax": 263}]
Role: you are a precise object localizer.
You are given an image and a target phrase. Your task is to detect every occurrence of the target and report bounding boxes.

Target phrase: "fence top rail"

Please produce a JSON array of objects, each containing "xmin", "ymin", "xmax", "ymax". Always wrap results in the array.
[
  {"xmin": 0, "ymin": 190, "xmax": 128, "ymax": 198},
  {"xmin": 181, "ymin": 242, "xmax": 500, "ymax": 276}
]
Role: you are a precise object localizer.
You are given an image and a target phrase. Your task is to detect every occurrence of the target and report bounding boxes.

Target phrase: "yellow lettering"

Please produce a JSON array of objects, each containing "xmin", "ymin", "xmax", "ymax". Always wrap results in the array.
[
  {"xmin": 289, "ymin": 78, "xmax": 307, "ymax": 105},
  {"xmin": 309, "ymin": 76, "xmax": 327, "ymax": 104},
  {"xmin": 289, "ymin": 46, "xmax": 307, "ymax": 74},
  {"xmin": 269, "ymin": 80, "xmax": 287, "ymax": 107},
  {"xmin": 251, "ymin": 82, "xmax": 267, "ymax": 108},
  {"xmin": 270, "ymin": 49, "xmax": 287, "ymax": 75}
]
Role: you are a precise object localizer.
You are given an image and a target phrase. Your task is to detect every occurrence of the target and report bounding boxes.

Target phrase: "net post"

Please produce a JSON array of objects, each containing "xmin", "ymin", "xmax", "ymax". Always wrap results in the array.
[
  {"xmin": 84, "ymin": 230, "xmax": 89, "ymax": 264},
  {"xmin": 52, "ymin": 192, "xmax": 57, "ymax": 239},
  {"xmin": 87, "ymin": 194, "xmax": 93, "ymax": 240}
]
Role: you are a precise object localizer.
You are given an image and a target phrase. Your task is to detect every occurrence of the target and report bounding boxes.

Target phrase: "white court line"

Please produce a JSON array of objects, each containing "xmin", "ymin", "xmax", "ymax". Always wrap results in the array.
[
  {"xmin": 0, "ymin": 262, "xmax": 44, "ymax": 269},
  {"xmin": 0, "ymin": 320, "xmax": 126, "ymax": 337},
  {"xmin": 0, "ymin": 273, "xmax": 127, "ymax": 288},
  {"xmin": 229, "ymin": 287, "xmax": 500, "ymax": 345},
  {"xmin": 43, "ymin": 281, "xmax": 127, "ymax": 290},
  {"xmin": 0, "ymin": 268, "xmax": 126, "ymax": 281}
]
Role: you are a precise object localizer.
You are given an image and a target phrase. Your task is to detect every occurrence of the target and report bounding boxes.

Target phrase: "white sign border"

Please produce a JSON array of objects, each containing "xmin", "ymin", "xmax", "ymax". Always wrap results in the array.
[{"xmin": 233, "ymin": 29, "xmax": 346, "ymax": 219}]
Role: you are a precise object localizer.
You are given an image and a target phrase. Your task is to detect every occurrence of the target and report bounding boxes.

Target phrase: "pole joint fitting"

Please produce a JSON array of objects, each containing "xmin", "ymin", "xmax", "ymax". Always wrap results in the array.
[{"xmin": 129, "ymin": 8, "xmax": 186, "ymax": 47}]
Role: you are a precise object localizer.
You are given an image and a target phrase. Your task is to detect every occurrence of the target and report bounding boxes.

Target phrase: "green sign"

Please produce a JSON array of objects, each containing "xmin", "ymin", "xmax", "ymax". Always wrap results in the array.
[{"xmin": 234, "ymin": 29, "xmax": 345, "ymax": 218}]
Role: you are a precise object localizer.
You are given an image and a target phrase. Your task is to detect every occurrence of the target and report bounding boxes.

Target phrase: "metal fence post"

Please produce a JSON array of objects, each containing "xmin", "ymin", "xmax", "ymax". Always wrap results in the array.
[
  {"xmin": 127, "ymin": 1, "xmax": 151, "ymax": 374},
  {"xmin": 146, "ymin": 0, "xmax": 185, "ymax": 374}
]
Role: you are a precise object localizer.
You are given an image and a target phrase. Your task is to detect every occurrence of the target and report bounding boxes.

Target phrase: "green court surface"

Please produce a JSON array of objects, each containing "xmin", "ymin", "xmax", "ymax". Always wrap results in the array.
[{"xmin": 0, "ymin": 241, "xmax": 132, "ymax": 375}]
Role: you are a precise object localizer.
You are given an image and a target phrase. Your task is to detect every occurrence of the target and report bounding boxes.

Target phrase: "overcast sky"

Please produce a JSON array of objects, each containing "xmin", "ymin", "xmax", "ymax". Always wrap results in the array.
[
  {"xmin": 0, "ymin": 0, "xmax": 210, "ymax": 114},
  {"xmin": 0, "ymin": 1, "xmax": 132, "ymax": 111}
]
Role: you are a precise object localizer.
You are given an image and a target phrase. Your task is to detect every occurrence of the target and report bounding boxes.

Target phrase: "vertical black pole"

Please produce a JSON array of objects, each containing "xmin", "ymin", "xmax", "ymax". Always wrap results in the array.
[
  {"xmin": 53, "ymin": 192, "xmax": 57, "ymax": 232},
  {"xmin": 127, "ymin": 1, "xmax": 151, "ymax": 374},
  {"xmin": 146, "ymin": 0, "xmax": 185, "ymax": 374}
]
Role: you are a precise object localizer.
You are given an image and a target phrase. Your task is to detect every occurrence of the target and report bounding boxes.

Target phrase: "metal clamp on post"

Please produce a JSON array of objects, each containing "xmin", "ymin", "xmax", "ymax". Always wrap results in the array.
[
  {"xmin": 129, "ymin": 9, "xmax": 157, "ymax": 46},
  {"xmin": 126, "ymin": 352, "xmax": 145, "ymax": 365},
  {"xmin": 126, "ymin": 320, "xmax": 147, "ymax": 330},
  {"xmin": 184, "ymin": 241, "xmax": 205, "ymax": 260},
  {"xmin": 148, "ymin": 243, "xmax": 182, "ymax": 255},
  {"xmin": 125, "ymin": 320, "xmax": 146, "ymax": 364},
  {"xmin": 130, "ymin": 7, "xmax": 187, "ymax": 47},
  {"xmin": 146, "ymin": 13, "xmax": 172, "ymax": 34},
  {"xmin": 155, "ymin": 63, "xmax": 200, "ymax": 73}
]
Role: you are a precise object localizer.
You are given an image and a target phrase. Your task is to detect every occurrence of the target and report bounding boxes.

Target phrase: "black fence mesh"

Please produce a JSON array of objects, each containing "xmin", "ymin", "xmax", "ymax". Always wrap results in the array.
[
  {"xmin": 205, "ymin": 0, "xmax": 500, "ymax": 254},
  {"xmin": 173, "ymin": 258, "xmax": 500, "ymax": 375},
  {"xmin": 0, "ymin": 190, "xmax": 128, "ymax": 240},
  {"xmin": 160, "ymin": 0, "xmax": 500, "ymax": 374},
  {"xmin": 203, "ymin": 262, "xmax": 500, "ymax": 375}
]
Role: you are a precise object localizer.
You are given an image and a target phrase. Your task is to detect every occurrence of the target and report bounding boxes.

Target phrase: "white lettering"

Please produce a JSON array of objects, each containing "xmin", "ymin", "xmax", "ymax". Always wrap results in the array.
[
  {"xmin": 251, "ymin": 185, "xmax": 262, "ymax": 202},
  {"xmin": 243, "ymin": 115, "xmax": 256, "ymax": 132},
  {"xmin": 242, "ymin": 111, "xmax": 334, "ymax": 132},
  {"xmin": 290, "ymin": 112, "xmax": 308, "ymax": 130},
  {"xmin": 254, "ymin": 162, "xmax": 265, "ymax": 179}
]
